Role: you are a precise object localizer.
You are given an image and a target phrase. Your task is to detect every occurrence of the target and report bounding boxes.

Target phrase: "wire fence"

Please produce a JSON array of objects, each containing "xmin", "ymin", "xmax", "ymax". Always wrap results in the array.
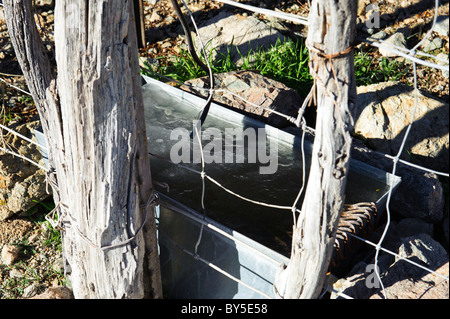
[
  {"xmin": 0, "ymin": 0, "xmax": 449, "ymax": 299},
  {"xmin": 152, "ymin": 0, "xmax": 449, "ymax": 299}
]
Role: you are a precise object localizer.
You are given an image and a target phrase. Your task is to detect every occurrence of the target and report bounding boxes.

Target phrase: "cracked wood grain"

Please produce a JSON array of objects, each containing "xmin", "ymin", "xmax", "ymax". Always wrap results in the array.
[{"xmin": 4, "ymin": 0, "xmax": 162, "ymax": 299}]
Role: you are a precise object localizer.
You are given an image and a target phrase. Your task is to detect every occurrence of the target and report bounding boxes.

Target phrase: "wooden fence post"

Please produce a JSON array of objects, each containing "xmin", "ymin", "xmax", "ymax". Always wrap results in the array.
[
  {"xmin": 274, "ymin": 0, "xmax": 357, "ymax": 298},
  {"xmin": 4, "ymin": 0, "xmax": 162, "ymax": 298}
]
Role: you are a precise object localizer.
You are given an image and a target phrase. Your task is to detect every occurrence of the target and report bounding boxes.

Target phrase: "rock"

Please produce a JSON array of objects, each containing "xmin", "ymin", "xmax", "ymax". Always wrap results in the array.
[
  {"xmin": 160, "ymin": 41, "xmax": 172, "ymax": 49},
  {"xmin": 365, "ymin": 28, "xmax": 376, "ymax": 35},
  {"xmin": 149, "ymin": 11, "xmax": 162, "ymax": 23},
  {"xmin": 41, "ymin": 221, "xmax": 54, "ymax": 237},
  {"xmin": 370, "ymin": 234, "xmax": 449, "ymax": 299},
  {"xmin": 1, "ymin": 244, "xmax": 21, "ymax": 266},
  {"xmin": 192, "ymin": 11, "xmax": 285, "ymax": 66},
  {"xmin": 27, "ymin": 232, "xmax": 40, "ymax": 244},
  {"xmin": 435, "ymin": 53, "xmax": 449, "ymax": 79},
  {"xmin": 355, "ymin": 81, "xmax": 449, "ymax": 173},
  {"xmin": 330, "ymin": 261, "xmax": 379, "ymax": 299},
  {"xmin": 350, "ymin": 140, "xmax": 444, "ymax": 223},
  {"xmin": 391, "ymin": 171, "xmax": 444, "ymax": 224},
  {"xmin": 332, "ymin": 234, "xmax": 449, "ymax": 299},
  {"xmin": 52, "ymin": 257, "xmax": 65, "ymax": 273},
  {"xmin": 433, "ymin": 15, "xmax": 449, "ymax": 37},
  {"xmin": 35, "ymin": 0, "xmax": 54, "ymax": 6},
  {"xmin": 9, "ymin": 268, "xmax": 24, "ymax": 278},
  {"xmin": 371, "ymin": 30, "xmax": 387, "ymax": 40},
  {"xmin": 421, "ymin": 37, "xmax": 443, "ymax": 52},
  {"xmin": 139, "ymin": 56, "xmax": 160, "ymax": 73},
  {"xmin": 23, "ymin": 283, "xmax": 40, "ymax": 298},
  {"xmin": 30, "ymin": 286, "xmax": 74, "ymax": 299},
  {"xmin": 8, "ymin": 183, "xmax": 28, "ymax": 211},
  {"xmin": 392, "ymin": 218, "xmax": 434, "ymax": 238},
  {"xmin": 379, "ymin": 218, "xmax": 438, "ymax": 254},
  {"xmin": 181, "ymin": 70, "xmax": 302, "ymax": 127},
  {"xmin": 0, "ymin": 121, "xmax": 50, "ymax": 221},
  {"xmin": 379, "ymin": 32, "xmax": 407, "ymax": 57}
]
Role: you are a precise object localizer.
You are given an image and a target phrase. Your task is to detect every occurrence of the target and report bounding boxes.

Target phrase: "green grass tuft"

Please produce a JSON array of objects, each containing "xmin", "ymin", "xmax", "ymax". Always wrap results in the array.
[{"xmin": 142, "ymin": 37, "xmax": 411, "ymax": 99}]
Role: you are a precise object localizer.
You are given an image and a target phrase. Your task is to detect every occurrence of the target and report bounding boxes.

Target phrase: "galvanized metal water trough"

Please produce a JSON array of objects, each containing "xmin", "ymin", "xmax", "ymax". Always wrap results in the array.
[
  {"xmin": 141, "ymin": 75, "xmax": 401, "ymax": 299},
  {"xmin": 34, "ymin": 75, "xmax": 401, "ymax": 299}
]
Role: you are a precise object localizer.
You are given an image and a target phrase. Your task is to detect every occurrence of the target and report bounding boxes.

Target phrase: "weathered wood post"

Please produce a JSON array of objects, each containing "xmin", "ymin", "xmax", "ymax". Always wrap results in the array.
[
  {"xmin": 4, "ymin": 0, "xmax": 162, "ymax": 298},
  {"xmin": 274, "ymin": 0, "xmax": 357, "ymax": 298}
]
